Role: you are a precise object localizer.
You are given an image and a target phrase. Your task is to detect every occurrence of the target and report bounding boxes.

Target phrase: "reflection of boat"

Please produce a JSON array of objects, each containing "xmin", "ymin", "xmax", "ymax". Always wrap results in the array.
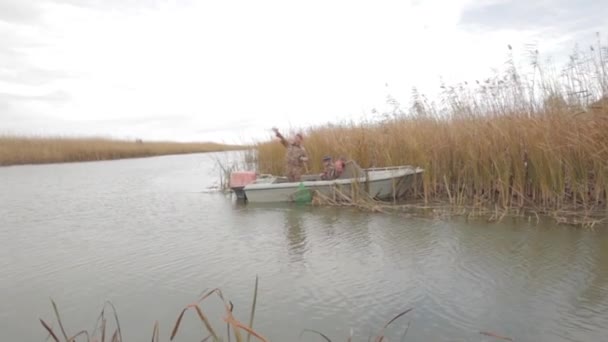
[{"xmin": 229, "ymin": 160, "xmax": 424, "ymax": 203}]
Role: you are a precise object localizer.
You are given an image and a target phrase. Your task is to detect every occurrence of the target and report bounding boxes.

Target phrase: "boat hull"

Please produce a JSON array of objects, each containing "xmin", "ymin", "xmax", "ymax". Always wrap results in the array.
[{"xmin": 242, "ymin": 166, "xmax": 423, "ymax": 203}]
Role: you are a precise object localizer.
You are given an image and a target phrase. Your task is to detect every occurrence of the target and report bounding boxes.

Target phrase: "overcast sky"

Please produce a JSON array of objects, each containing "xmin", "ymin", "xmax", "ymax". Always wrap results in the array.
[{"xmin": 1, "ymin": 0, "xmax": 606, "ymax": 144}]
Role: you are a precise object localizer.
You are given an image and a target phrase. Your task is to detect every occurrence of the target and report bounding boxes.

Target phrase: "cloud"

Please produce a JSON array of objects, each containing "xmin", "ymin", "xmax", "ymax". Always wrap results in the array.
[
  {"xmin": 455, "ymin": 0, "xmax": 608, "ymax": 76},
  {"xmin": 0, "ymin": 90, "xmax": 70, "ymax": 103},
  {"xmin": 0, "ymin": 65, "xmax": 72, "ymax": 86},
  {"xmin": 54, "ymin": 0, "xmax": 193, "ymax": 11},
  {"xmin": 0, "ymin": 0, "xmax": 42, "ymax": 25},
  {"xmin": 460, "ymin": 0, "xmax": 608, "ymax": 33},
  {"xmin": 0, "ymin": 90, "xmax": 71, "ymax": 133},
  {"xmin": 0, "ymin": 0, "xmax": 182, "ymax": 25},
  {"xmin": 0, "ymin": 0, "xmax": 179, "ymax": 84},
  {"xmin": 1, "ymin": 0, "xmax": 605, "ymax": 143},
  {"xmin": 0, "ymin": 3, "xmax": 68, "ymax": 102}
]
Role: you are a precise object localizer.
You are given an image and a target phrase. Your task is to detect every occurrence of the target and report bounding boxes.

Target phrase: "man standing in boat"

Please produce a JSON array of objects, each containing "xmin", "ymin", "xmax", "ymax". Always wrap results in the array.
[{"xmin": 272, "ymin": 127, "xmax": 308, "ymax": 182}]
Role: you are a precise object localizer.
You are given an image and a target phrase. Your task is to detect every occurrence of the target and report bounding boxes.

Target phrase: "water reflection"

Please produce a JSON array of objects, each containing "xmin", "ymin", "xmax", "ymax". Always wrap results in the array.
[
  {"xmin": 583, "ymin": 233, "xmax": 608, "ymax": 303},
  {"xmin": 559, "ymin": 231, "xmax": 608, "ymax": 341},
  {"xmin": 283, "ymin": 206, "xmax": 308, "ymax": 264}
]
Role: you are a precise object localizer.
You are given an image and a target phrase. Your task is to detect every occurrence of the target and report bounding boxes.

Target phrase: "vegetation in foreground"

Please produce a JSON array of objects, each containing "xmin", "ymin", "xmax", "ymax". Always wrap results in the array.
[
  {"xmin": 248, "ymin": 36, "xmax": 608, "ymax": 226},
  {"xmin": 39, "ymin": 277, "xmax": 514, "ymax": 342},
  {"xmin": 0, "ymin": 135, "xmax": 245, "ymax": 166}
]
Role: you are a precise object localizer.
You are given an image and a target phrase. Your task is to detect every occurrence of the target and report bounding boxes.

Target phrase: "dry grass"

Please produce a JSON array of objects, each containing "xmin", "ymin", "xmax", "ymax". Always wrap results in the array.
[
  {"xmin": 249, "ymin": 36, "xmax": 608, "ymax": 223},
  {"xmin": 0, "ymin": 135, "xmax": 245, "ymax": 166},
  {"xmin": 39, "ymin": 277, "xmax": 514, "ymax": 341}
]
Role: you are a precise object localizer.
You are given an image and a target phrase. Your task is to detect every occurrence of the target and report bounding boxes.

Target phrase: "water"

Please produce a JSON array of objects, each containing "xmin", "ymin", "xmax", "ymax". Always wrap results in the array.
[{"xmin": 1, "ymin": 152, "xmax": 607, "ymax": 342}]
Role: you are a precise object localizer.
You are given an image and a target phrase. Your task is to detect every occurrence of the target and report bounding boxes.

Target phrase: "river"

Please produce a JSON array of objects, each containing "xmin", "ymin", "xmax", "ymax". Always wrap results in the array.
[{"xmin": 1, "ymin": 151, "xmax": 607, "ymax": 341}]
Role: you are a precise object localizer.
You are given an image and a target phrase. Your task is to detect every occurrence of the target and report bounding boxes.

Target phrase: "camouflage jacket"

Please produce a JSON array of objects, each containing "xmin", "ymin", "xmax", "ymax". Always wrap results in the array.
[
  {"xmin": 321, "ymin": 165, "xmax": 336, "ymax": 180},
  {"xmin": 274, "ymin": 130, "xmax": 307, "ymax": 168},
  {"xmin": 286, "ymin": 144, "xmax": 307, "ymax": 167}
]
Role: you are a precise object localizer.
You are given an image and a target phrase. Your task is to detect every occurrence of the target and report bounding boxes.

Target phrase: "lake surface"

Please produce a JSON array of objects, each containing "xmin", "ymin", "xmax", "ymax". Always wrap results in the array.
[{"xmin": 1, "ymin": 152, "xmax": 607, "ymax": 342}]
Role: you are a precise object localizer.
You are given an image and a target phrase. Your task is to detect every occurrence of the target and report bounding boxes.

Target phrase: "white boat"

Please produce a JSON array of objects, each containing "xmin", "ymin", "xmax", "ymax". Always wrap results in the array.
[{"xmin": 229, "ymin": 160, "xmax": 424, "ymax": 203}]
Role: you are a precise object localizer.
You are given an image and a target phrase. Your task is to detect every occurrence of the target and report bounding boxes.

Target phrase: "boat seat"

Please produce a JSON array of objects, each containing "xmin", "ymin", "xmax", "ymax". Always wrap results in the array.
[{"xmin": 300, "ymin": 174, "xmax": 323, "ymax": 181}]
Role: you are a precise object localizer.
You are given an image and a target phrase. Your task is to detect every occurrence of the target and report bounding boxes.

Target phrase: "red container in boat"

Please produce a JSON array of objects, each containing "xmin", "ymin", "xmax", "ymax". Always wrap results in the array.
[
  {"xmin": 229, "ymin": 171, "xmax": 257, "ymax": 201},
  {"xmin": 229, "ymin": 171, "xmax": 257, "ymax": 188}
]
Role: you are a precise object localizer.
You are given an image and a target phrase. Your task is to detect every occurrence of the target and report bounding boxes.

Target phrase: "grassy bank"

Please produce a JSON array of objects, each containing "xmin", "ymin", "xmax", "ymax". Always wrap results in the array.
[
  {"xmin": 0, "ymin": 135, "xmax": 245, "ymax": 166},
  {"xmin": 249, "ymin": 38, "xmax": 608, "ymax": 223}
]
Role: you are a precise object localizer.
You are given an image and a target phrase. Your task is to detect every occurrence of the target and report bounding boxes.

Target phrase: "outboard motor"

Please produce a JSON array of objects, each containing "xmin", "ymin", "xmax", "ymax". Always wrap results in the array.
[{"xmin": 229, "ymin": 171, "xmax": 257, "ymax": 200}]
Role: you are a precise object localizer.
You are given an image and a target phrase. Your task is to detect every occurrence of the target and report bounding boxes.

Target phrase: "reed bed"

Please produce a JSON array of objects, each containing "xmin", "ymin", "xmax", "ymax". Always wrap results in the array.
[
  {"xmin": 39, "ymin": 277, "xmax": 514, "ymax": 341},
  {"xmin": 0, "ymin": 135, "xmax": 245, "ymax": 166},
  {"xmin": 249, "ymin": 36, "xmax": 608, "ymax": 225}
]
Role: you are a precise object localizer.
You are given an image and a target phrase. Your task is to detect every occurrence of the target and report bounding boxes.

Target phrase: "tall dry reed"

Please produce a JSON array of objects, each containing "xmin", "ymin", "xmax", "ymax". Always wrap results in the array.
[
  {"xmin": 0, "ymin": 135, "xmax": 245, "ymax": 166},
  {"xmin": 251, "ymin": 36, "xmax": 608, "ymax": 216}
]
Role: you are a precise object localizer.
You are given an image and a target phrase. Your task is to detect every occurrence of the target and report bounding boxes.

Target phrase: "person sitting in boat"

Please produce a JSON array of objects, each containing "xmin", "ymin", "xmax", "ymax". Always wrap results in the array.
[
  {"xmin": 334, "ymin": 156, "xmax": 346, "ymax": 178},
  {"xmin": 272, "ymin": 127, "xmax": 308, "ymax": 182},
  {"xmin": 320, "ymin": 155, "xmax": 337, "ymax": 180}
]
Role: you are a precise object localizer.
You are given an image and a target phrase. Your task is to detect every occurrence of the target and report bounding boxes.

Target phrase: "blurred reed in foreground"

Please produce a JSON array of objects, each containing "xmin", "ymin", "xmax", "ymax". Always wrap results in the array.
[{"xmin": 40, "ymin": 277, "xmax": 514, "ymax": 341}]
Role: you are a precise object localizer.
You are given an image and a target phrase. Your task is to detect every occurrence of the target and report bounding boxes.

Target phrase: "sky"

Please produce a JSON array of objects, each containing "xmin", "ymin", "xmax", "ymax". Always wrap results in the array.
[{"xmin": 1, "ymin": 0, "xmax": 606, "ymax": 144}]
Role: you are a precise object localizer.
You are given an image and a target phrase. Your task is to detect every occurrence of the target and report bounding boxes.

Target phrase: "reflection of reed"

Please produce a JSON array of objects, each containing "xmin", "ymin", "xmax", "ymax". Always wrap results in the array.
[
  {"xmin": 284, "ymin": 208, "xmax": 308, "ymax": 263},
  {"xmin": 569, "ymin": 232, "xmax": 608, "ymax": 324}
]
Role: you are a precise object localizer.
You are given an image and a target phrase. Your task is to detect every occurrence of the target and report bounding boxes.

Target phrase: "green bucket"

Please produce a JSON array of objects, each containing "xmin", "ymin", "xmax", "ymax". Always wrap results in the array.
[{"xmin": 294, "ymin": 182, "xmax": 312, "ymax": 204}]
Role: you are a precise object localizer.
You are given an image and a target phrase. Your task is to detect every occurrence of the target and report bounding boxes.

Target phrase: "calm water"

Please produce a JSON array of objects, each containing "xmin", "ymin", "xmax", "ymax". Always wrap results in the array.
[{"xmin": 1, "ymin": 152, "xmax": 607, "ymax": 341}]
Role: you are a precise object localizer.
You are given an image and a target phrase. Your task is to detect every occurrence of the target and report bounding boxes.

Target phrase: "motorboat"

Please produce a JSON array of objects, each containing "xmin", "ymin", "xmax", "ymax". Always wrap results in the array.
[{"xmin": 228, "ymin": 160, "xmax": 424, "ymax": 203}]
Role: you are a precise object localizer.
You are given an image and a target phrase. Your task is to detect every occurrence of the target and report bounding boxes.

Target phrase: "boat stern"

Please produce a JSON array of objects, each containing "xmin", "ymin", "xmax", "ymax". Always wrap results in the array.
[{"xmin": 229, "ymin": 171, "xmax": 257, "ymax": 200}]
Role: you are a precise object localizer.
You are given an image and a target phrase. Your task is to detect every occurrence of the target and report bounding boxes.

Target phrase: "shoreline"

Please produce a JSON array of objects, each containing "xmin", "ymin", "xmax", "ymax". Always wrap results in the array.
[
  {"xmin": 0, "ymin": 135, "xmax": 247, "ymax": 167},
  {"xmin": 317, "ymin": 195, "xmax": 607, "ymax": 228}
]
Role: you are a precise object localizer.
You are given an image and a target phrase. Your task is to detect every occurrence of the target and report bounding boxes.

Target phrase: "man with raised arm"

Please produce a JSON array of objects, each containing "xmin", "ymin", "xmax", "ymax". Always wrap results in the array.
[{"xmin": 272, "ymin": 127, "xmax": 309, "ymax": 182}]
